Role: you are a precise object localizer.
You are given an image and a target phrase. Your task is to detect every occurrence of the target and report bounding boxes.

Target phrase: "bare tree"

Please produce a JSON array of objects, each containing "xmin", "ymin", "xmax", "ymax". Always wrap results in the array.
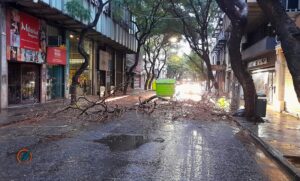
[
  {"xmin": 257, "ymin": 0, "xmax": 300, "ymax": 102},
  {"xmin": 156, "ymin": 47, "xmax": 168, "ymax": 79},
  {"xmin": 143, "ymin": 41, "xmax": 154, "ymax": 90},
  {"xmin": 216, "ymin": 0, "xmax": 258, "ymax": 119}
]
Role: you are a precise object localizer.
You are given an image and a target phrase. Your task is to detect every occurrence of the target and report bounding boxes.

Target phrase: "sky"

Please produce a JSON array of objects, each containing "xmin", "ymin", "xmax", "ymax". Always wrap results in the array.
[{"xmin": 170, "ymin": 36, "xmax": 191, "ymax": 57}]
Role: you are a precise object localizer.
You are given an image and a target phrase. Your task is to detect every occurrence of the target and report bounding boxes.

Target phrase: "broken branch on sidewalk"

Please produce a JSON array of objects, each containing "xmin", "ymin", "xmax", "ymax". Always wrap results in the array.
[{"xmin": 55, "ymin": 90, "xmax": 167, "ymax": 121}]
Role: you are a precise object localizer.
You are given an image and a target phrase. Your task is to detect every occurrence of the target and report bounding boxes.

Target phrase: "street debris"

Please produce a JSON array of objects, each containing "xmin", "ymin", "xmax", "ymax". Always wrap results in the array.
[{"xmin": 54, "ymin": 91, "xmax": 233, "ymax": 123}]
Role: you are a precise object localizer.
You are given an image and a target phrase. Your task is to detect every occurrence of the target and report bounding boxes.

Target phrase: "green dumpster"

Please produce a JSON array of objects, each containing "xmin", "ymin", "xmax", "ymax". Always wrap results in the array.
[
  {"xmin": 156, "ymin": 79, "xmax": 176, "ymax": 97},
  {"xmin": 152, "ymin": 80, "xmax": 156, "ymax": 91}
]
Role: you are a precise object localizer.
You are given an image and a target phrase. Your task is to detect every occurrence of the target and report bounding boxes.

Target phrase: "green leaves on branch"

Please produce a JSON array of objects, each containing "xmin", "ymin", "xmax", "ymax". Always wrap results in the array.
[{"xmin": 66, "ymin": 0, "xmax": 91, "ymax": 21}]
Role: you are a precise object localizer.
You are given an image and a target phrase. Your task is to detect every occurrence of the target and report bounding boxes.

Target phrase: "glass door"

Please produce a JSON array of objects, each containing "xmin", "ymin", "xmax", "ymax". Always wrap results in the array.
[
  {"xmin": 21, "ymin": 64, "xmax": 40, "ymax": 104},
  {"xmin": 47, "ymin": 66, "xmax": 64, "ymax": 100},
  {"xmin": 8, "ymin": 63, "xmax": 40, "ymax": 105}
]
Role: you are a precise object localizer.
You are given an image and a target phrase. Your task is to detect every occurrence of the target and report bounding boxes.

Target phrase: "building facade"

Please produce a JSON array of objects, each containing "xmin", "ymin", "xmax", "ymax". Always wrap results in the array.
[
  {"xmin": 212, "ymin": 0, "xmax": 300, "ymax": 116},
  {"xmin": 211, "ymin": 12, "xmax": 228, "ymax": 94},
  {"xmin": 0, "ymin": 0, "xmax": 137, "ymax": 109},
  {"xmin": 126, "ymin": 53, "xmax": 145, "ymax": 90}
]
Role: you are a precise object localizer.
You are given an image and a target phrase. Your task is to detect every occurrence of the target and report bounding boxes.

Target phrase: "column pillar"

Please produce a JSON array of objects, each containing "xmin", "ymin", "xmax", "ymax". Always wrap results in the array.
[
  {"xmin": 114, "ymin": 51, "xmax": 117, "ymax": 87},
  {"xmin": 122, "ymin": 54, "xmax": 125, "ymax": 87},
  {"xmin": 40, "ymin": 64, "xmax": 47, "ymax": 103},
  {"xmin": 92, "ymin": 41, "xmax": 98, "ymax": 95},
  {"xmin": 273, "ymin": 44, "xmax": 286, "ymax": 112},
  {"xmin": 0, "ymin": 4, "xmax": 8, "ymax": 109},
  {"xmin": 64, "ymin": 31, "xmax": 70, "ymax": 99}
]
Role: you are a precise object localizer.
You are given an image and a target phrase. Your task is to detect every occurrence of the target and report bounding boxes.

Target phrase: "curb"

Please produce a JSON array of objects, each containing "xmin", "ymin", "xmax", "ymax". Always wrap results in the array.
[{"xmin": 233, "ymin": 117, "xmax": 300, "ymax": 180}]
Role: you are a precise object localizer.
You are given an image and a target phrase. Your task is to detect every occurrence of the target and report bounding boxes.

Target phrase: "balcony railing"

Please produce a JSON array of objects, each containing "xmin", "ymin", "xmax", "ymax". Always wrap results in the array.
[
  {"xmin": 212, "ymin": 31, "xmax": 228, "ymax": 52},
  {"xmin": 242, "ymin": 36, "xmax": 276, "ymax": 61}
]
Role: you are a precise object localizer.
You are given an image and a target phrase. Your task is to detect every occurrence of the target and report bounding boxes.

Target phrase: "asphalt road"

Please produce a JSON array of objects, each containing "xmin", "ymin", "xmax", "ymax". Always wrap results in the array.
[{"xmin": 0, "ymin": 109, "xmax": 280, "ymax": 181}]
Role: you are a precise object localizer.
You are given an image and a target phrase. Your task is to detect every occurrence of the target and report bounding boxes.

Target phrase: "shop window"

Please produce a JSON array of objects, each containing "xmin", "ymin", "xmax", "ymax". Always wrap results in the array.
[
  {"xmin": 8, "ymin": 63, "xmax": 40, "ymax": 104},
  {"xmin": 69, "ymin": 36, "xmax": 93, "ymax": 96}
]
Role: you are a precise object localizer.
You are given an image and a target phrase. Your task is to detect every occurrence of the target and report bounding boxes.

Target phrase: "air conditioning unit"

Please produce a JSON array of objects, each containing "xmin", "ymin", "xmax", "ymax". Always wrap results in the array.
[{"xmin": 47, "ymin": 36, "xmax": 62, "ymax": 46}]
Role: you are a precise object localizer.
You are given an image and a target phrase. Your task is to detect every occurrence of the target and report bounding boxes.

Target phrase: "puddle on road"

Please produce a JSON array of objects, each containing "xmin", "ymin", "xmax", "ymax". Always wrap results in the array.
[{"xmin": 94, "ymin": 134, "xmax": 150, "ymax": 152}]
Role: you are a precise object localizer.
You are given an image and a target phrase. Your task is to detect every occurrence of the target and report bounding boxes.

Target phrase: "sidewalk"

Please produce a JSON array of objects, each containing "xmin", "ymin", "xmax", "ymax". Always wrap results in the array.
[
  {"xmin": 0, "ymin": 89, "xmax": 152, "ymax": 127},
  {"xmin": 235, "ymin": 107, "xmax": 300, "ymax": 179}
]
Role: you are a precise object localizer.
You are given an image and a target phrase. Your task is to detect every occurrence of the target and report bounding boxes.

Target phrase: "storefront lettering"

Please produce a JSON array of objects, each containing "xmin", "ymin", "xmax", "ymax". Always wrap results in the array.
[
  {"xmin": 47, "ymin": 47, "xmax": 66, "ymax": 65},
  {"xmin": 255, "ymin": 58, "xmax": 268, "ymax": 66},
  {"xmin": 54, "ymin": 49, "xmax": 61, "ymax": 57},
  {"xmin": 248, "ymin": 58, "xmax": 269, "ymax": 68},
  {"xmin": 21, "ymin": 22, "xmax": 39, "ymax": 39}
]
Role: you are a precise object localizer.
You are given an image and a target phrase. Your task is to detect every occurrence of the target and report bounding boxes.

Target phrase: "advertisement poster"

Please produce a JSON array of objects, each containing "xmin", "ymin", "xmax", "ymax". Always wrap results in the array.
[
  {"xmin": 6, "ymin": 8, "xmax": 46, "ymax": 64},
  {"xmin": 47, "ymin": 47, "xmax": 67, "ymax": 65}
]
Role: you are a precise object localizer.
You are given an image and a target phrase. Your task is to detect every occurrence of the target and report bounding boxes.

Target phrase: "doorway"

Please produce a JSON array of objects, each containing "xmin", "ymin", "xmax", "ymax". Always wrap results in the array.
[
  {"xmin": 47, "ymin": 65, "xmax": 64, "ymax": 100},
  {"xmin": 8, "ymin": 63, "xmax": 40, "ymax": 105}
]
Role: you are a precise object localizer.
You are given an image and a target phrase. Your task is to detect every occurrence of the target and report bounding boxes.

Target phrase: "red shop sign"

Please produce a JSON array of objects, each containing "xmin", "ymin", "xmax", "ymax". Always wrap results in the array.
[
  {"xmin": 19, "ymin": 12, "xmax": 40, "ymax": 51},
  {"xmin": 47, "ymin": 47, "xmax": 67, "ymax": 65}
]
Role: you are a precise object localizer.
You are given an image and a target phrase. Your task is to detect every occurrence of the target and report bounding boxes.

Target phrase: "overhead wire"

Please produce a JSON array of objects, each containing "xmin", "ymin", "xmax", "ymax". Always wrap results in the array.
[{"xmin": 131, "ymin": 12, "xmax": 192, "ymax": 20}]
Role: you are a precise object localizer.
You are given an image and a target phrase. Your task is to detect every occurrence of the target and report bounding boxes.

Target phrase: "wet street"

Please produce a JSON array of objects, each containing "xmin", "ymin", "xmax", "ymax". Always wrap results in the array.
[{"xmin": 0, "ymin": 107, "xmax": 290, "ymax": 180}]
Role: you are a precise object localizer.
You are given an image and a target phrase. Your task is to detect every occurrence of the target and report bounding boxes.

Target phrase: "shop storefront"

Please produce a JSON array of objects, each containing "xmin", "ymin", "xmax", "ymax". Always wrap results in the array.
[
  {"xmin": 252, "ymin": 70, "xmax": 275, "ymax": 104},
  {"xmin": 248, "ymin": 55, "xmax": 276, "ymax": 105},
  {"xmin": 69, "ymin": 36, "xmax": 93, "ymax": 96},
  {"xmin": 46, "ymin": 47, "xmax": 66, "ymax": 100},
  {"xmin": 8, "ymin": 63, "xmax": 41, "ymax": 104},
  {"xmin": 98, "ymin": 49, "xmax": 112, "ymax": 96},
  {"xmin": 6, "ymin": 8, "xmax": 46, "ymax": 105},
  {"xmin": 274, "ymin": 45, "xmax": 300, "ymax": 116}
]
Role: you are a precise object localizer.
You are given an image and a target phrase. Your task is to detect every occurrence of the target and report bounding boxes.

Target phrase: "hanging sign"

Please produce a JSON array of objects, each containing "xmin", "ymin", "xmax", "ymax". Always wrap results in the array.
[{"xmin": 47, "ymin": 47, "xmax": 67, "ymax": 65}]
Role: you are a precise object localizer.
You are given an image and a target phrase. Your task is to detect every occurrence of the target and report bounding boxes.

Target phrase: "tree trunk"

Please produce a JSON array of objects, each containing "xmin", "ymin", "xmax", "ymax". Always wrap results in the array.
[
  {"xmin": 148, "ymin": 74, "xmax": 154, "ymax": 90},
  {"xmin": 144, "ymin": 73, "xmax": 151, "ymax": 90},
  {"xmin": 229, "ymin": 22, "xmax": 257, "ymax": 118},
  {"xmin": 257, "ymin": 0, "xmax": 300, "ymax": 102},
  {"xmin": 230, "ymin": 76, "xmax": 240, "ymax": 112},
  {"xmin": 156, "ymin": 62, "xmax": 166, "ymax": 79},
  {"xmin": 70, "ymin": 0, "xmax": 107, "ymax": 104},
  {"xmin": 202, "ymin": 53, "xmax": 219, "ymax": 91},
  {"xmin": 216, "ymin": 0, "xmax": 257, "ymax": 119},
  {"xmin": 148, "ymin": 60, "xmax": 156, "ymax": 89},
  {"xmin": 123, "ymin": 45, "xmax": 141, "ymax": 95},
  {"xmin": 206, "ymin": 80, "xmax": 210, "ymax": 92}
]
